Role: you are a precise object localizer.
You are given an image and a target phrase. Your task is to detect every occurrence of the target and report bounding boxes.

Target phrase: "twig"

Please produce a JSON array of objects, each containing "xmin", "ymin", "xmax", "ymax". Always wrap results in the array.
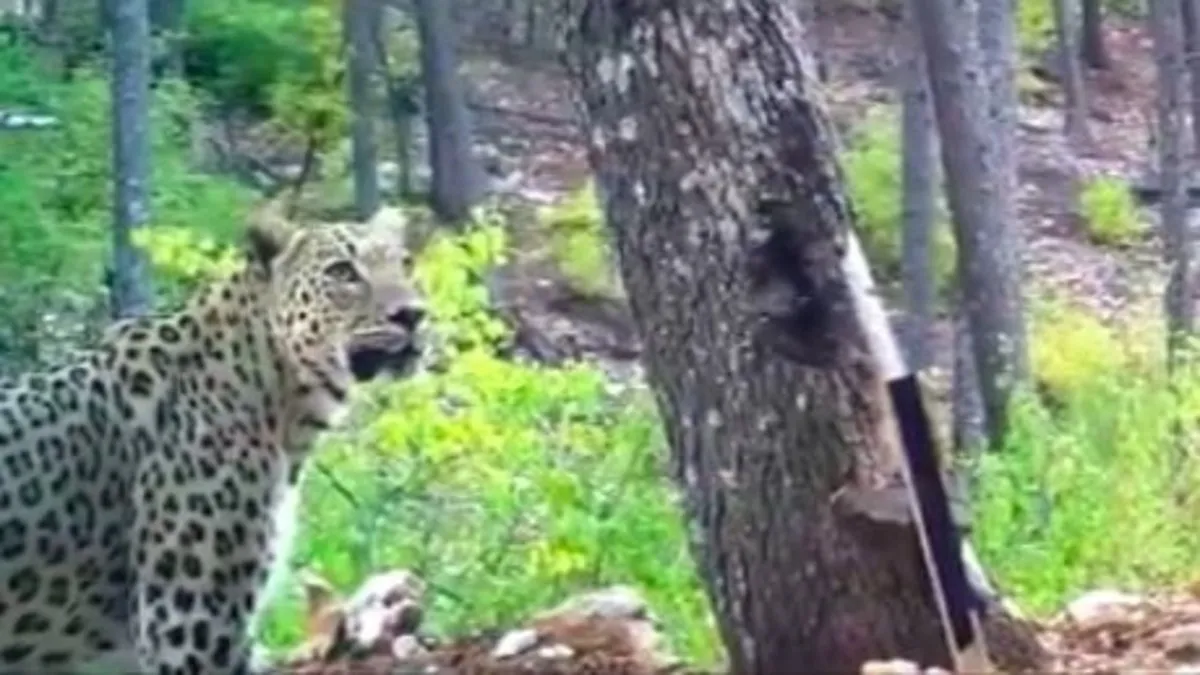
[{"xmin": 313, "ymin": 461, "xmax": 362, "ymax": 509}]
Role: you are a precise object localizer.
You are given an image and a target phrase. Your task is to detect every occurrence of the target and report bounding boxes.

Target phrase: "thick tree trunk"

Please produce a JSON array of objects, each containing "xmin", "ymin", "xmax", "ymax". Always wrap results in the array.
[
  {"xmin": 915, "ymin": 0, "xmax": 1030, "ymax": 446},
  {"xmin": 564, "ymin": 1, "xmax": 1045, "ymax": 672},
  {"xmin": 1079, "ymin": 0, "xmax": 1110, "ymax": 69}
]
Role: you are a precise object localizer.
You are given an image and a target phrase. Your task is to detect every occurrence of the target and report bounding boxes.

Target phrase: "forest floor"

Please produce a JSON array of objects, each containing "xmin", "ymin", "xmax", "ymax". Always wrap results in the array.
[{"xmin": 460, "ymin": 6, "xmax": 1169, "ymax": 378}]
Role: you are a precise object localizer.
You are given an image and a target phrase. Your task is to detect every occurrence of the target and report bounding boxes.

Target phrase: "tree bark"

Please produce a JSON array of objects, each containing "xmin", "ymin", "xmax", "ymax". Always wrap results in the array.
[
  {"xmin": 1181, "ymin": 0, "xmax": 1200, "ymax": 166},
  {"xmin": 1153, "ymin": 0, "xmax": 1194, "ymax": 370},
  {"xmin": 415, "ymin": 0, "xmax": 486, "ymax": 223},
  {"xmin": 914, "ymin": 0, "xmax": 1030, "ymax": 446},
  {"xmin": 900, "ymin": 5, "xmax": 938, "ymax": 370},
  {"xmin": 1054, "ymin": 0, "xmax": 1091, "ymax": 144},
  {"xmin": 109, "ymin": 0, "xmax": 154, "ymax": 318},
  {"xmin": 346, "ymin": 0, "xmax": 382, "ymax": 221},
  {"xmin": 1079, "ymin": 0, "xmax": 1110, "ymax": 69},
  {"xmin": 564, "ymin": 1, "xmax": 1045, "ymax": 672}
]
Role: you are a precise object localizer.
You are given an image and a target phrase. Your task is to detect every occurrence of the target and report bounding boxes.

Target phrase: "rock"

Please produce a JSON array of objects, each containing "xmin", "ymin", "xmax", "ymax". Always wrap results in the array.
[
  {"xmin": 1065, "ymin": 589, "xmax": 1147, "ymax": 630},
  {"xmin": 342, "ymin": 570, "xmax": 426, "ymax": 650},
  {"xmin": 860, "ymin": 659, "xmax": 921, "ymax": 675},
  {"xmin": 534, "ymin": 643, "xmax": 576, "ymax": 660},
  {"xmin": 490, "ymin": 628, "xmax": 539, "ymax": 659},
  {"xmin": 1159, "ymin": 623, "xmax": 1200, "ymax": 660},
  {"xmin": 391, "ymin": 634, "xmax": 428, "ymax": 661},
  {"xmin": 536, "ymin": 585, "xmax": 651, "ymax": 623}
]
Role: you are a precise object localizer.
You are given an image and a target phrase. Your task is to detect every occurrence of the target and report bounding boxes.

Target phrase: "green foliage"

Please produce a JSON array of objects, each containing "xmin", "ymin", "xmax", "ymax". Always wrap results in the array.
[
  {"xmin": 413, "ymin": 211, "xmax": 514, "ymax": 357},
  {"xmin": 1017, "ymin": 0, "xmax": 1055, "ymax": 57},
  {"xmin": 841, "ymin": 107, "xmax": 956, "ymax": 295},
  {"xmin": 0, "ymin": 41, "xmax": 255, "ymax": 368},
  {"xmin": 1078, "ymin": 176, "xmax": 1144, "ymax": 247},
  {"xmin": 975, "ymin": 301, "xmax": 1200, "ymax": 614},
  {"xmin": 252, "ymin": 218, "xmax": 719, "ymax": 666},
  {"xmin": 538, "ymin": 180, "xmax": 622, "ymax": 298}
]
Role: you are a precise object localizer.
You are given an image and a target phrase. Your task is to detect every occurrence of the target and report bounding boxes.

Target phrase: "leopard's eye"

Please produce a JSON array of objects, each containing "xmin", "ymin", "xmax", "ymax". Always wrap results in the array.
[{"xmin": 324, "ymin": 260, "xmax": 362, "ymax": 283}]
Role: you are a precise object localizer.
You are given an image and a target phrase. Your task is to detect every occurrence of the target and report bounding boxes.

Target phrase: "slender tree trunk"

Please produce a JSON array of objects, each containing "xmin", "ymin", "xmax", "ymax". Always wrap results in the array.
[
  {"xmin": 912, "ymin": 0, "xmax": 1030, "ymax": 446},
  {"xmin": 900, "ymin": 6, "xmax": 938, "ymax": 370},
  {"xmin": 1079, "ymin": 0, "xmax": 1109, "ymax": 69},
  {"xmin": 346, "ymin": 0, "xmax": 381, "ymax": 221},
  {"xmin": 1054, "ymin": 0, "xmax": 1091, "ymax": 144},
  {"xmin": 415, "ymin": 0, "xmax": 486, "ymax": 223},
  {"xmin": 564, "ymin": 1, "xmax": 1046, "ymax": 672},
  {"xmin": 1153, "ymin": 0, "xmax": 1194, "ymax": 371},
  {"xmin": 110, "ymin": 0, "xmax": 154, "ymax": 318},
  {"xmin": 952, "ymin": 310, "xmax": 987, "ymax": 454},
  {"xmin": 1181, "ymin": 0, "xmax": 1200, "ymax": 165}
]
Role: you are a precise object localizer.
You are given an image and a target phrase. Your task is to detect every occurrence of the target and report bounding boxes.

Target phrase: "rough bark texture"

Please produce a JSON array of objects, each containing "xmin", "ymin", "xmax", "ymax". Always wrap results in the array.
[
  {"xmin": 415, "ymin": 0, "xmax": 486, "ymax": 223},
  {"xmin": 346, "ymin": 0, "xmax": 382, "ymax": 221},
  {"xmin": 1079, "ymin": 0, "xmax": 1109, "ymax": 69},
  {"xmin": 914, "ymin": 0, "xmax": 1029, "ymax": 446},
  {"xmin": 110, "ymin": 0, "xmax": 154, "ymax": 319},
  {"xmin": 564, "ymin": 1, "xmax": 1045, "ymax": 673},
  {"xmin": 899, "ymin": 6, "xmax": 938, "ymax": 370},
  {"xmin": 1054, "ymin": 0, "xmax": 1090, "ymax": 144},
  {"xmin": 1152, "ymin": 0, "xmax": 1193, "ymax": 368}
]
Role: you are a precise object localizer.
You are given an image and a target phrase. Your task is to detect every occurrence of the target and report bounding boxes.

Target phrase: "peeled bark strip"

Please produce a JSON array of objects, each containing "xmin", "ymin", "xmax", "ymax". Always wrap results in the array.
[{"xmin": 563, "ymin": 1, "xmax": 1045, "ymax": 672}]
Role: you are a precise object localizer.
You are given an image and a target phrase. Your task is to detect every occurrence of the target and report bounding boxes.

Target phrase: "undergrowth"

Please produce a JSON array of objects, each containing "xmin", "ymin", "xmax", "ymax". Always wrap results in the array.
[
  {"xmin": 841, "ymin": 106, "xmax": 957, "ymax": 297},
  {"xmin": 1079, "ymin": 175, "xmax": 1144, "ymax": 247},
  {"xmin": 975, "ymin": 299, "xmax": 1200, "ymax": 615}
]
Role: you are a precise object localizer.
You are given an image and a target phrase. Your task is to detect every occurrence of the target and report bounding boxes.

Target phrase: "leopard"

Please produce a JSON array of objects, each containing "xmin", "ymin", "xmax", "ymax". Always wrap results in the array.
[{"xmin": 0, "ymin": 201, "xmax": 427, "ymax": 675}]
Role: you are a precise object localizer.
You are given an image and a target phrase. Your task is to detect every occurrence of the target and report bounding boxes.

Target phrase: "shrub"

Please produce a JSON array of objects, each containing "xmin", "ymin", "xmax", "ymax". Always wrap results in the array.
[
  {"xmin": 1017, "ymin": 0, "xmax": 1055, "ymax": 57},
  {"xmin": 975, "ymin": 301, "xmax": 1200, "ymax": 615},
  {"xmin": 1078, "ymin": 175, "xmax": 1143, "ymax": 247},
  {"xmin": 538, "ymin": 180, "xmax": 622, "ymax": 298},
  {"xmin": 841, "ymin": 107, "xmax": 957, "ymax": 296}
]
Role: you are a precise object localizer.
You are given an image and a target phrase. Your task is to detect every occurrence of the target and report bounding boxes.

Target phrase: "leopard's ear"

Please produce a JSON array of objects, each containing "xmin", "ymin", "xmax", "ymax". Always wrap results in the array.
[{"xmin": 244, "ymin": 196, "xmax": 299, "ymax": 273}]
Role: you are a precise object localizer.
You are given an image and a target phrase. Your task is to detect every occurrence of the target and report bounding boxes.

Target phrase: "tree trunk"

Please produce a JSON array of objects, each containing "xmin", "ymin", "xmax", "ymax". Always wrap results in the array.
[
  {"xmin": 414, "ymin": 0, "xmax": 486, "ymax": 223},
  {"xmin": 900, "ymin": 5, "xmax": 938, "ymax": 370},
  {"xmin": 109, "ymin": 0, "xmax": 154, "ymax": 319},
  {"xmin": 952, "ymin": 310, "xmax": 987, "ymax": 456},
  {"xmin": 1054, "ymin": 0, "xmax": 1091, "ymax": 144},
  {"xmin": 564, "ymin": 1, "xmax": 1045, "ymax": 672},
  {"xmin": 1181, "ymin": 0, "xmax": 1200, "ymax": 166},
  {"xmin": 795, "ymin": 0, "xmax": 827, "ymax": 81},
  {"xmin": 1079, "ymin": 0, "xmax": 1110, "ymax": 69},
  {"xmin": 346, "ymin": 0, "xmax": 381, "ymax": 221},
  {"xmin": 915, "ymin": 0, "xmax": 1029, "ymax": 446},
  {"xmin": 148, "ymin": 0, "xmax": 184, "ymax": 77},
  {"xmin": 1153, "ymin": 0, "xmax": 1193, "ymax": 370}
]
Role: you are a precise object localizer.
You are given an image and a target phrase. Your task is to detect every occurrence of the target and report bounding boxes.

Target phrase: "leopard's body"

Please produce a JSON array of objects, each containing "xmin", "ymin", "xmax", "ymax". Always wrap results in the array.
[{"xmin": 0, "ymin": 206, "xmax": 424, "ymax": 675}]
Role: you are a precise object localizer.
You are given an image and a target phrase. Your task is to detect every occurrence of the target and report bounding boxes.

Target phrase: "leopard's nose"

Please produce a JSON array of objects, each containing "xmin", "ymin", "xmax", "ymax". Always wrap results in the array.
[{"xmin": 388, "ymin": 304, "xmax": 426, "ymax": 332}]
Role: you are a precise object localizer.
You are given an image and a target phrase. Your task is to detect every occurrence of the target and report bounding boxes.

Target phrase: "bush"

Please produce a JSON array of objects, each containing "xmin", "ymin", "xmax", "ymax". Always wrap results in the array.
[
  {"xmin": 538, "ymin": 180, "xmax": 622, "ymax": 298},
  {"xmin": 975, "ymin": 301, "xmax": 1200, "ymax": 615},
  {"xmin": 841, "ymin": 107, "xmax": 957, "ymax": 296},
  {"xmin": 1078, "ymin": 175, "xmax": 1144, "ymax": 247},
  {"xmin": 1017, "ymin": 0, "xmax": 1055, "ymax": 57}
]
